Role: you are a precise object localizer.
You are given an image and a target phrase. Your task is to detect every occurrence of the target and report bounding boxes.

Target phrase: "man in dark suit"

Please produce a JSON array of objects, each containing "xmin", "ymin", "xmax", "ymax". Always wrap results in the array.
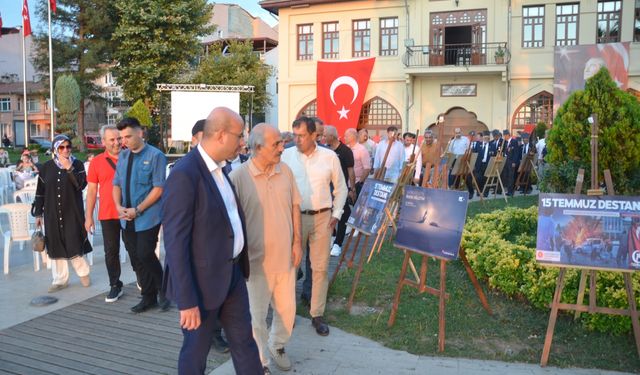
[
  {"xmin": 472, "ymin": 131, "xmax": 491, "ymax": 197},
  {"xmin": 162, "ymin": 107, "xmax": 262, "ymax": 375}
]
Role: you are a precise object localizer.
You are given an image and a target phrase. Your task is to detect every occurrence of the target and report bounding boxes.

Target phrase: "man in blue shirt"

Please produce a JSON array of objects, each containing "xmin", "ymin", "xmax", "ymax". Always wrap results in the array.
[{"xmin": 112, "ymin": 117, "xmax": 168, "ymax": 313}]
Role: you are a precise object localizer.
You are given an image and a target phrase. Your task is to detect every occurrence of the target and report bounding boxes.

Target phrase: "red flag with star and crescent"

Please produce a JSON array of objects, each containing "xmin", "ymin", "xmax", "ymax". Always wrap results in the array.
[
  {"xmin": 22, "ymin": 0, "xmax": 32, "ymax": 37},
  {"xmin": 50, "ymin": 0, "xmax": 57, "ymax": 13},
  {"xmin": 316, "ymin": 57, "xmax": 375, "ymax": 137}
]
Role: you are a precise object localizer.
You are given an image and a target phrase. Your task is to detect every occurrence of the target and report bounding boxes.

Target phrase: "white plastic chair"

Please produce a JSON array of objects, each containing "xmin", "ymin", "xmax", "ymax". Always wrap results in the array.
[
  {"xmin": 23, "ymin": 178, "xmax": 38, "ymax": 189},
  {"xmin": 0, "ymin": 203, "xmax": 46, "ymax": 274},
  {"xmin": 13, "ymin": 188, "xmax": 36, "ymax": 204}
]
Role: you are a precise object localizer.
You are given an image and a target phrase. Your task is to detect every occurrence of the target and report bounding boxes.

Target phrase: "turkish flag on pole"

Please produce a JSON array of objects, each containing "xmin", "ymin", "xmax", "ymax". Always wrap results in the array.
[
  {"xmin": 0, "ymin": 12, "xmax": 3, "ymax": 38},
  {"xmin": 316, "ymin": 57, "xmax": 375, "ymax": 137},
  {"xmin": 50, "ymin": 0, "xmax": 57, "ymax": 13},
  {"xmin": 22, "ymin": 0, "xmax": 32, "ymax": 37}
]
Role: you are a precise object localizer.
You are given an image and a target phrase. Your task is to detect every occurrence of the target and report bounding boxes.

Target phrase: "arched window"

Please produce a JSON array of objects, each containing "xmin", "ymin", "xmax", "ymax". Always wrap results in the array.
[
  {"xmin": 357, "ymin": 96, "xmax": 402, "ymax": 136},
  {"xmin": 296, "ymin": 100, "xmax": 317, "ymax": 119},
  {"xmin": 511, "ymin": 91, "xmax": 553, "ymax": 130}
]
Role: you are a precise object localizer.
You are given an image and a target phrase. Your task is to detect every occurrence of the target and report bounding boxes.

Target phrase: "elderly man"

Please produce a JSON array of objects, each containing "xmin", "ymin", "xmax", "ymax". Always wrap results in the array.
[
  {"xmin": 373, "ymin": 126, "xmax": 404, "ymax": 182},
  {"xmin": 324, "ymin": 125, "xmax": 355, "ymax": 257},
  {"xmin": 358, "ymin": 129, "xmax": 376, "ymax": 169},
  {"xmin": 230, "ymin": 124, "xmax": 302, "ymax": 373},
  {"xmin": 419, "ymin": 130, "xmax": 440, "ymax": 186},
  {"xmin": 344, "ymin": 128, "xmax": 371, "ymax": 196},
  {"xmin": 282, "ymin": 116, "xmax": 347, "ymax": 337},
  {"xmin": 112, "ymin": 118, "xmax": 168, "ymax": 313},
  {"xmin": 402, "ymin": 132, "xmax": 422, "ymax": 185},
  {"xmin": 85, "ymin": 124, "xmax": 124, "ymax": 302},
  {"xmin": 447, "ymin": 127, "xmax": 470, "ymax": 187},
  {"xmin": 163, "ymin": 107, "xmax": 262, "ymax": 375}
]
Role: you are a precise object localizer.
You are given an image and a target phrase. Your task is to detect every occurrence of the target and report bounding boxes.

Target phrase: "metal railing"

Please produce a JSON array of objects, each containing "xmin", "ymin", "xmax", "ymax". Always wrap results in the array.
[{"xmin": 403, "ymin": 42, "xmax": 508, "ymax": 68}]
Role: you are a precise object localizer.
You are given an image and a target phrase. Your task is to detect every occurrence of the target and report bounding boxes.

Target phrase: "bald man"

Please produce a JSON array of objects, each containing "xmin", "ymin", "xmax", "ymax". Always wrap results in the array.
[{"xmin": 162, "ymin": 107, "xmax": 262, "ymax": 375}]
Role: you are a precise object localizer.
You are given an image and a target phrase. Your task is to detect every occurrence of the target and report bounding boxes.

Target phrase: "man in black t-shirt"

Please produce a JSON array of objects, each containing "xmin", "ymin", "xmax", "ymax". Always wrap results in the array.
[{"xmin": 324, "ymin": 125, "xmax": 355, "ymax": 257}]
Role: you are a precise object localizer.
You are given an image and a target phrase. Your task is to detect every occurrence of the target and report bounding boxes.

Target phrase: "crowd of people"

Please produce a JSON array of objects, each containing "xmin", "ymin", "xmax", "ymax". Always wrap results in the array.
[{"xmin": 23, "ymin": 106, "xmax": 550, "ymax": 375}]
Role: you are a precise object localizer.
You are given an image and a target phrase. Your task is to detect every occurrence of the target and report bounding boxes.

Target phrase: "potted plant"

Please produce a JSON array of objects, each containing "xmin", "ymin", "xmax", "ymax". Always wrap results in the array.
[{"xmin": 495, "ymin": 46, "xmax": 505, "ymax": 64}]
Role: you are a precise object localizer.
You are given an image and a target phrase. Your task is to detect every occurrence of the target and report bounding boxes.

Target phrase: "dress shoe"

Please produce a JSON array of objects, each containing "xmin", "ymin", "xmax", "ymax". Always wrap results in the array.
[
  {"xmin": 311, "ymin": 316, "xmax": 330, "ymax": 336},
  {"xmin": 131, "ymin": 299, "xmax": 157, "ymax": 313},
  {"xmin": 212, "ymin": 334, "xmax": 230, "ymax": 353}
]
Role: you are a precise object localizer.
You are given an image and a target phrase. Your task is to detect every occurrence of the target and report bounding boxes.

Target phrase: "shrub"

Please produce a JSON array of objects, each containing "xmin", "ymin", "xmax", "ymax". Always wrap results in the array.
[
  {"xmin": 462, "ymin": 206, "xmax": 640, "ymax": 334},
  {"xmin": 545, "ymin": 68, "xmax": 640, "ymax": 195}
]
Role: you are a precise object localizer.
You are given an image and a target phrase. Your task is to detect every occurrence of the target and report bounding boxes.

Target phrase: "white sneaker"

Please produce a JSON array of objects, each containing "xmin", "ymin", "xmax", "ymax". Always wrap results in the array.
[
  {"xmin": 352, "ymin": 230, "xmax": 359, "ymax": 238},
  {"xmin": 330, "ymin": 244, "xmax": 342, "ymax": 257},
  {"xmin": 269, "ymin": 346, "xmax": 291, "ymax": 371}
]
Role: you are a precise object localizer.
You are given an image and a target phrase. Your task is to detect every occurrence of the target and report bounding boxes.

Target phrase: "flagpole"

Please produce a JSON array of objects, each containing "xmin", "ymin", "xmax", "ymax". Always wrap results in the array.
[
  {"xmin": 47, "ymin": 0, "xmax": 55, "ymax": 141},
  {"xmin": 21, "ymin": 26, "xmax": 28, "ymax": 147}
]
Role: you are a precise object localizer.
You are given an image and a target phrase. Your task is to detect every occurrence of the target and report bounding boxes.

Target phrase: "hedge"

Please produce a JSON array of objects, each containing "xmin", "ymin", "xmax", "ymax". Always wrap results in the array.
[{"xmin": 461, "ymin": 206, "xmax": 640, "ymax": 334}]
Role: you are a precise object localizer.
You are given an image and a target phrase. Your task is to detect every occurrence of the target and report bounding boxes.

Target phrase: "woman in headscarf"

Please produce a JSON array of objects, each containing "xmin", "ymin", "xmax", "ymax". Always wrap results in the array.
[{"xmin": 33, "ymin": 135, "xmax": 92, "ymax": 292}]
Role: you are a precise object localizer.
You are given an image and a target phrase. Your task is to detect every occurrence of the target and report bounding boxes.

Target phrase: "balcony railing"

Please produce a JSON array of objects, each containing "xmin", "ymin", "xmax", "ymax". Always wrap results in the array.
[{"xmin": 403, "ymin": 42, "xmax": 508, "ymax": 68}]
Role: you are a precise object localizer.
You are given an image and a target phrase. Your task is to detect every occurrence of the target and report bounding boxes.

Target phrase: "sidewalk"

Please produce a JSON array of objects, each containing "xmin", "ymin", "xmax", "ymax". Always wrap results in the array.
[{"xmin": 211, "ymin": 315, "xmax": 630, "ymax": 375}]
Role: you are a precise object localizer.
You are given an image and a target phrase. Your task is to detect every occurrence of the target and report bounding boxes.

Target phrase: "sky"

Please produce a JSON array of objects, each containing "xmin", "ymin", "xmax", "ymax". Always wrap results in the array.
[{"xmin": 0, "ymin": 0, "xmax": 278, "ymax": 30}]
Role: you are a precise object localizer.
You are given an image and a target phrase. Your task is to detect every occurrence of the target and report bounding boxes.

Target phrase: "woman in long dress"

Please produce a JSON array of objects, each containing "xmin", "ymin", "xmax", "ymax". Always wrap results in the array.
[{"xmin": 33, "ymin": 135, "xmax": 92, "ymax": 292}]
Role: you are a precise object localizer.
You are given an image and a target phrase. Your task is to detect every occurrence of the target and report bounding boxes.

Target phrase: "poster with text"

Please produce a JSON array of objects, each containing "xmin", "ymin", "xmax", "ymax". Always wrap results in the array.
[
  {"xmin": 347, "ymin": 178, "xmax": 394, "ymax": 236},
  {"xmin": 536, "ymin": 193, "xmax": 640, "ymax": 271},
  {"xmin": 394, "ymin": 187, "xmax": 468, "ymax": 260}
]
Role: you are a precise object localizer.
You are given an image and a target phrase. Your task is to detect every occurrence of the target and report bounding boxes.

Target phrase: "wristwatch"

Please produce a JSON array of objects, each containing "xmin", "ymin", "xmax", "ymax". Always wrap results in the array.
[{"xmin": 135, "ymin": 207, "xmax": 142, "ymax": 216}]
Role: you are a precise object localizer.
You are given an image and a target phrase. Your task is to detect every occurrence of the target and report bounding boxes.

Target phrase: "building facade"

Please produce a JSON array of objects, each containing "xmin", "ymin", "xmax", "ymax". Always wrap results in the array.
[
  {"xmin": 0, "ymin": 82, "xmax": 52, "ymax": 147},
  {"xmin": 261, "ymin": 0, "xmax": 640, "ymax": 138}
]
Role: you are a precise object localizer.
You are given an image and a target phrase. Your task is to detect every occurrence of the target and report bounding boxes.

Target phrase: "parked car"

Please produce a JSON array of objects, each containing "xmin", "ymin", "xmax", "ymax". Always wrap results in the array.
[
  {"xmin": 576, "ymin": 238, "xmax": 604, "ymax": 255},
  {"xmin": 84, "ymin": 134, "xmax": 105, "ymax": 150},
  {"xmin": 29, "ymin": 138, "xmax": 52, "ymax": 150}
]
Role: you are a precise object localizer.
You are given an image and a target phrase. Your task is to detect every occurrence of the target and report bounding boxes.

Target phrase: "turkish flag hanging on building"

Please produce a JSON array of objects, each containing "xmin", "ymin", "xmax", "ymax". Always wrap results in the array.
[
  {"xmin": 316, "ymin": 57, "xmax": 375, "ymax": 137},
  {"xmin": 50, "ymin": 0, "xmax": 57, "ymax": 13},
  {"xmin": 22, "ymin": 0, "xmax": 32, "ymax": 37}
]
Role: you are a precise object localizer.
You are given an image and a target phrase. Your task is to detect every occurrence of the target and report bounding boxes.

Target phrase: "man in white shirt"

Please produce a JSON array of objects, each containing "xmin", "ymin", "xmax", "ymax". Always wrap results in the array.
[
  {"xmin": 536, "ymin": 129, "xmax": 548, "ymax": 177},
  {"xmin": 281, "ymin": 117, "xmax": 347, "ymax": 337},
  {"xmin": 447, "ymin": 127, "xmax": 470, "ymax": 187},
  {"xmin": 373, "ymin": 126, "xmax": 404, "ymax": 182},
  {"xmin": 402, "ymin": 132, "xmax": 422, "ymax": 185}
]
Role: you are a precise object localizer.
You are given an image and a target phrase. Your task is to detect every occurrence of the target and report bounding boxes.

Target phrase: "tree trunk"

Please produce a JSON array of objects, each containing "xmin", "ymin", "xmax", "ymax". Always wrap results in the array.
[{"xmin": 78, "ymin": 98, "xmax": 86, "ymax": 152}]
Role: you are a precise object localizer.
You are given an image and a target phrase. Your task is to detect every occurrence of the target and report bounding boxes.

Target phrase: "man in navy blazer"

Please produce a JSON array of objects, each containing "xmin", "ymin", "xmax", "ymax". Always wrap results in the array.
[{"xmin": 162, "ymin": 107, "xmax": 262, "ymax": 375}]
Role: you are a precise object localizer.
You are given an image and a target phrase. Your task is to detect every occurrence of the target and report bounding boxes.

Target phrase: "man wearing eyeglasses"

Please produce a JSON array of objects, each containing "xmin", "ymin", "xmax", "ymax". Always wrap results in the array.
[
  {"xmin": 162, "ymin": 107, "xmax": 262, "ymax": 375},
  {"xmin": 112, "ymin": 117, "xmax": 168, "ymax": 314}
]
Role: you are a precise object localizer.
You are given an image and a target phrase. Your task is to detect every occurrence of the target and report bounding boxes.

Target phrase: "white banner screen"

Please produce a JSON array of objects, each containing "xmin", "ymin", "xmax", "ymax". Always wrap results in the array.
[{"xmin": 170, "ymin": 91, "xmax": 240, "ymax": 142}]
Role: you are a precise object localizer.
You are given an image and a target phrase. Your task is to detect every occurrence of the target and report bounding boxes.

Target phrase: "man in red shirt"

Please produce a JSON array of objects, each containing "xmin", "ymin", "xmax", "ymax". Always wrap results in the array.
[{"xmin": 85, "ymin": 124, "xmax": 125, "ymax": 302}]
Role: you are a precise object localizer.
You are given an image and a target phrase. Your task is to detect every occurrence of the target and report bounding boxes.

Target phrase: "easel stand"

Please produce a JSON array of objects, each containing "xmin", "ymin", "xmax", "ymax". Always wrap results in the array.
[
  {"xmin": 387, "ymin": 248, "xmax": 492, "ymax": 352},
  {"xmin": 481, "ymin": 156, "xmax": 508, "ymax": 202},
  {"xmin": 540, "ymin": 115, "xmax": 640, "ymax": 365},
  {"xmin": 514, "ymin": 152, "xmax": 538, "ymax": 195}
]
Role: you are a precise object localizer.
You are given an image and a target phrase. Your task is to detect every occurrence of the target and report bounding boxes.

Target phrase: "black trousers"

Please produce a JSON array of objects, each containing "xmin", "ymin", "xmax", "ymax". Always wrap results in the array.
[
  {"xmin": 122, "ymin": 224, "xmax": 163, "ymax": 301},
  {"xmin": 100, "ymin": 219, "xmax": 122, "ymax": 288},
  {"xmin": 333, "ymin": 203, "xmax": 352, "ymax": 247}
]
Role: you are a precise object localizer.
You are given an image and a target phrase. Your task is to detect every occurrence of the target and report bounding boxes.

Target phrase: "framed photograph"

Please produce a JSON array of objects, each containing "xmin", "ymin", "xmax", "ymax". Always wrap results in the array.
[
  {"xmin": 394, "ymin": 187, "xmax": 469, "ymax": 260},
  {"xmin": 536, "ymin": 193, "xmax": 640, "ymax": 271}
]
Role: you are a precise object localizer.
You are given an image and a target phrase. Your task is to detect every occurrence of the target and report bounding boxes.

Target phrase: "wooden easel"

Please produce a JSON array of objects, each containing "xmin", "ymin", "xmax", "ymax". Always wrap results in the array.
[
  {"xmin": 330, "ymin": 131, "xmax": 423, "ymax": 312},
  {"xmin": 388, "ymin": 248, "xmax": 493, "ymax": 352},
  {"xmin": 514, "ymin": 151, "xmax": 539, "ymax": 195},
  {"xmin": 481, "ymin": 156, "xmax": 507, "ymax": 202},
  {"xmin": 540, "ymin": 114, "xmax": 640, "ymax": 366}
]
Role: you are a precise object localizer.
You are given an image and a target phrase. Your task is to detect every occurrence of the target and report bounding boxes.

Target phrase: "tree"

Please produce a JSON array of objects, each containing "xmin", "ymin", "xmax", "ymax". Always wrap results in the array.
[
  {"xmin": 535, "ymin": 121, "xmax": 548, "ymax": 140},
  {"xmin": 125, "ymin": 99, "xmax": 152, "ymax": 127},
  {"xmin": 542, "ymin": 68, "xmax": 640, "ymax": 194},
  {"xmin": 33, "ymin": 0, "xmax": 119, "ymax": 149},
  {"xmin": 113, "ymin": 0, "xmax": 213, "ymax": 104},
  {"xmin": 54, "ymin": 74, "xmax": 81, "ymax": 135},
  {"xmin": 191, "ymin": 40, "xmax": 273, "ymax": 121}
]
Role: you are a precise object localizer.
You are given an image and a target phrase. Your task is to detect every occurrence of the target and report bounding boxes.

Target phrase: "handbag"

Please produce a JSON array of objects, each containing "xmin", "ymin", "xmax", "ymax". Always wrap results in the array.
[{"xmin": 32, "ymin": 229, "xmax": 46, "ymax": 253}]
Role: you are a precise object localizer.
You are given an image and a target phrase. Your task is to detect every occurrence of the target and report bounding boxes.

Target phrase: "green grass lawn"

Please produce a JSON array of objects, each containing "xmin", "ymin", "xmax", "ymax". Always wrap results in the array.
[{"xmin": 322, "ymin": 194, "xmax": 640, "ymax": 373}]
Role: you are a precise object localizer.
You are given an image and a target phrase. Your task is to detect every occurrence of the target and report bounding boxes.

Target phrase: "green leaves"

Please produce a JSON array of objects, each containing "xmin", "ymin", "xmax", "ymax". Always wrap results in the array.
[
  {"xmin": 545, "ymin": 68, "xmax": 640, "ymax": 194},
  {"xmin": 113, "ymin": 0, "xmax": 213, "ymax": 104},
  {"xmin": 191, "ymin": 40, "xmax": 273, "ymax": 118}
]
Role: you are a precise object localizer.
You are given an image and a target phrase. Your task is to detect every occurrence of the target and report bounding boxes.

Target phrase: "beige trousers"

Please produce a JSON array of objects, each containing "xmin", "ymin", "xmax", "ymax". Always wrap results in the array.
[
  {"xmin": 51, "ymin": 256, "xmax": 90, "ymax": 285},
  {"xmin": 247, "ymin": 267, "xmax": 296, "ymax": 366},
  {"xmin": 301, "ymin": 210, "xmax": 332, "ymax": 317}
]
